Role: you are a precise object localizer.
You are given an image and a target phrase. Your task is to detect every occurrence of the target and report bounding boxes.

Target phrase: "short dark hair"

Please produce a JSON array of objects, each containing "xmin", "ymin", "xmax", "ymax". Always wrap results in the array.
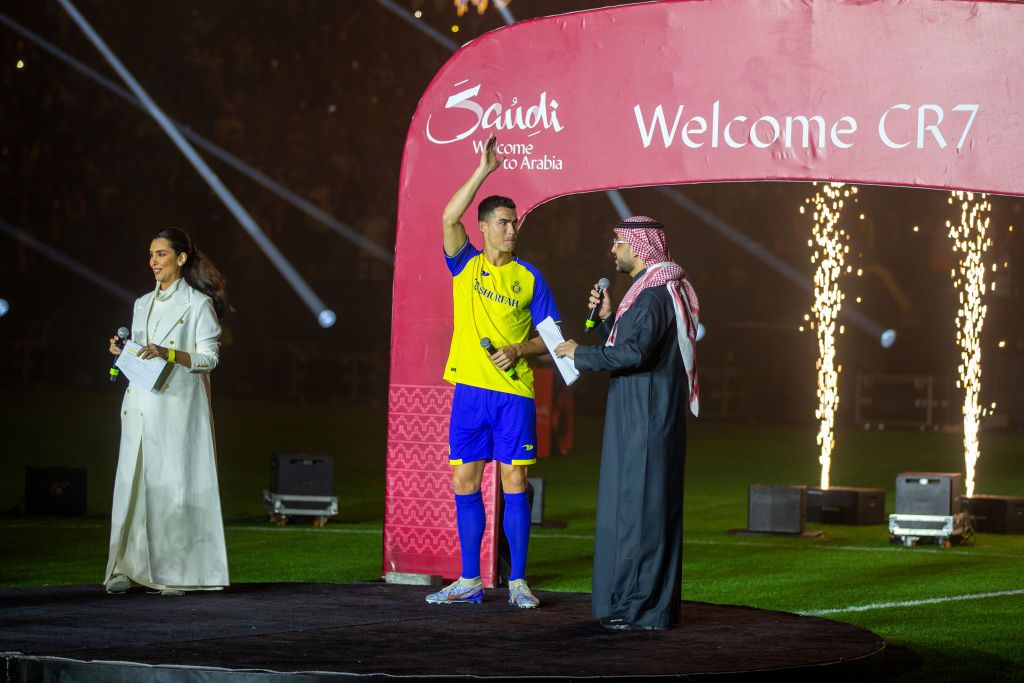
[{"xmin": 478, "ymin": 195, "xmax": 516, "ymax": 222}]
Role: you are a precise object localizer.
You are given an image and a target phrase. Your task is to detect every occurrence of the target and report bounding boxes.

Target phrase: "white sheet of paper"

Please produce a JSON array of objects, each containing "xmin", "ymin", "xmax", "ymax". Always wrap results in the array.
[
  {"xmin": 115, "ymin": 340, "xmax": 172, "ymax": 392},
  {"xmin": 536, "ymin": 316, "xmax": 580, "ymax": 386}
]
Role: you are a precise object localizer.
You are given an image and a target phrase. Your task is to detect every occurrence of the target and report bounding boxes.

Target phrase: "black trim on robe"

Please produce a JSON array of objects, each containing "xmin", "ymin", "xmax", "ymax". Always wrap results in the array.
[{"xmin": 574, "ymin": 285, "xmax": 687, "ymax": 629}]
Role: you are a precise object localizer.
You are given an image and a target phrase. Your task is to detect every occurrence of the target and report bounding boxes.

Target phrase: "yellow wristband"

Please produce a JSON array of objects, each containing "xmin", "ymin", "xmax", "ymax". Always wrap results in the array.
[{"xmin": 167, "ymin": 348, "xmax": 175, "ymax": 364}]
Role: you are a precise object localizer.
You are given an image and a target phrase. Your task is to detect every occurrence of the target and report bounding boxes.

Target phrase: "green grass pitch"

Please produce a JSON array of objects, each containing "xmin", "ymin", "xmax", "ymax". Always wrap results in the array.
[{"xmin": 2, "ymin": 391, "xmax": 1023, "ymax": 680}]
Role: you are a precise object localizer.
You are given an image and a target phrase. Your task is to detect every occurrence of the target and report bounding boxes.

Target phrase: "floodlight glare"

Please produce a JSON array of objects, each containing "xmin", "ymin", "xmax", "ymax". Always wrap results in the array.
[
  {"xmin": 880, "ymin": 329, "xmax": 897, "ymax": 348},
  {"xmin": 318, "ymin": 310, "xmax": 337, "ymax": 328},
  {"xmin": 0, "ymin": 298, "xmax": 8, "ymax": 317}
]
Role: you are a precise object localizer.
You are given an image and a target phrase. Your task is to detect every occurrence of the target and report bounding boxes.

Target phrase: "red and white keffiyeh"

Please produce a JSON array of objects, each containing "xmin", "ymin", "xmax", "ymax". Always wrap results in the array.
[{"xmin": 607, "ymin": 216, "xmax": 700, "ymax": 417}]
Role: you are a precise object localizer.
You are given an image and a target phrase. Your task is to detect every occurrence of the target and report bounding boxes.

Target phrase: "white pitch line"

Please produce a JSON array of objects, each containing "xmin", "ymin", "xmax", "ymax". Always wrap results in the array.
[
  {"xmin": 531, "ymin": 532, "xmax": 594, "ymax": 540},
  {"xmin": 684, "ymin": 538, "xmax": 1024, "ymax": 560},
  {"xmin": 5, "ymin": 524, "xmax": 1023, "ymax": 560},
  {"xmin": 527, "ymin": 533, "xmax": 1024, "ymax": 560},
  {"xmin": 227, "ymin": 526, "xmax": 382, "ymax": 535},
  {"xmin": 0, "ymin": 523, "xmax": 384, "ymax": 535},
  {"xmin": 800, "ymin": 588, "xmax": 1024, "ymax": 616}
]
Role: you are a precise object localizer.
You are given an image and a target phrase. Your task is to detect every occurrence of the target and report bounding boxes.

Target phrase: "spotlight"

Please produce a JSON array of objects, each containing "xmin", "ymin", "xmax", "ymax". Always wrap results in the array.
[
  {"xmin": 318, "ymin": 309, "xmax": 337, "ymax": 328},
  {"xmin": 695, "ymin": 323, "xmax": 706, "ymax": 342},
  {"xmin": 0, "ymin": 298, "xmax": 8, "ymax": 317},
  {"xmin": 880, "ymin": 329, "xmax": 896, "ymax": 348}
]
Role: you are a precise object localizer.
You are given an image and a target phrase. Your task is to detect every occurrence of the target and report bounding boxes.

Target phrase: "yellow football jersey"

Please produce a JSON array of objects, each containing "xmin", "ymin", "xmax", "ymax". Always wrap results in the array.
[{"xmin": 444, "ymin": 240, "xmax": 560, "ymax": 398}]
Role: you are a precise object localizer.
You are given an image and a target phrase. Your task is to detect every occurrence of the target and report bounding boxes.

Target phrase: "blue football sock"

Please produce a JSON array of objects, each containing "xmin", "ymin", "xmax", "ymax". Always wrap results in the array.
[
  {"xmin": 503, "ymin": 491, "xmax": 531, "ymax": 582},
  {"xmin": 454, "ymin": 491, "xmax": 485, "ymax": 579}
]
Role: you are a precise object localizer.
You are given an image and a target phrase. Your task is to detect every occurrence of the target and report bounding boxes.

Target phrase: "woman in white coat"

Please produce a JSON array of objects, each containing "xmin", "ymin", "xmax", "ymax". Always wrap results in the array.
[{"xmin": 105, "ymin": 227, "xmax": 230, "ymax": 596}]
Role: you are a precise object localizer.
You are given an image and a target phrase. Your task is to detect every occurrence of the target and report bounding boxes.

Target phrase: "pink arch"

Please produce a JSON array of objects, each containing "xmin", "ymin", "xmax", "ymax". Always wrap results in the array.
[{"xmin": 384, "ymin": 0, "xmax": 1024, "ymax": 585}]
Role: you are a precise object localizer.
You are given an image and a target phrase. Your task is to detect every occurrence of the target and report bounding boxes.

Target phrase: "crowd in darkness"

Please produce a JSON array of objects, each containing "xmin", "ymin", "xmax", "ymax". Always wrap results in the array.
[{"xmin": 1, "ymin": 1, "xmax": 1021, "ymax": 427}]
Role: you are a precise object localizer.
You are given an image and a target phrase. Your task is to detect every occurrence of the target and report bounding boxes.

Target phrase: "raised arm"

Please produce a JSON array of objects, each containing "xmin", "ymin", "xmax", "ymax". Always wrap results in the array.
[{"xmin": 442, "ymin": 134, "xmax": 503, "ymax": 257}]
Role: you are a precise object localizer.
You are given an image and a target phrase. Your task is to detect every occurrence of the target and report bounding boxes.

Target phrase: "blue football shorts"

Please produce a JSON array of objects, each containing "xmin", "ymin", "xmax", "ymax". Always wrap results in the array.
[{"xmin": 448, "ymin": 383, "xmax": 537, "ymax": 466}]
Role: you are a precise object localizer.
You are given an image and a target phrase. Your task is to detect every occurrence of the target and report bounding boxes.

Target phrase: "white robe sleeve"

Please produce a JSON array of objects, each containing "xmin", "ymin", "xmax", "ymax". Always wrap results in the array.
[{"xmin": 187, "ymin": 298, "xmax": 221, "ymax": 373}]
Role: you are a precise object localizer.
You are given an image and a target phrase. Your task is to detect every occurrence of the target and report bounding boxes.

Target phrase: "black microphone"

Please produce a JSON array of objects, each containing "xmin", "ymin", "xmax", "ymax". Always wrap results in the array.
[
  {"xmin": 481, "ymin": 337, "xmax": 519, "ymax": 381},
  {"xmin": 109, "ymin": 326, "xmax": 130, "ymax": 381},
  {"xmin": 585, "ymin": 278, "xmax": 611, "ymax": 332}
]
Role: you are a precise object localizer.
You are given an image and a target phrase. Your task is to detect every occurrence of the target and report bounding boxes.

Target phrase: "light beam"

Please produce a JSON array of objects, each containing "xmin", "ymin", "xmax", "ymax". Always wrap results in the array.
[
  {"xmin": 0, "ymin": 218, "xmax": 134, "ymax": 303},
  {"xmin": 0, "ymin": 12, "xmax": 392, "ymax": 265},
  {"xmin": 57, "ymin": 0, "xmax": 336, "ymax": 327}
]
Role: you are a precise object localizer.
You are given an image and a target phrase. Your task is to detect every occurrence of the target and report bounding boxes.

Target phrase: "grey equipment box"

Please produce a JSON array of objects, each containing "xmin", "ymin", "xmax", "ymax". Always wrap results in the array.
[
  {"xmin": 895, "ymin": 472, "xmax": 962, "ymax": 516},
  {"xmin": 888, "ymin": 512, "xmax": 972, "ymax": 548},
  {"xmin": 961, "ymin": 495, "xmax": 1024, "ymax": 534},
  {"xmin": 807, "ymin": 486, "xmax": 886, "ymax": 525},
  {"xmin": 748, "ymin": 484, "xmax": 806, "ymax": 534},
  {"xmin": 262, "ymin": 490, "xmax": 338, "ymax": 527}
]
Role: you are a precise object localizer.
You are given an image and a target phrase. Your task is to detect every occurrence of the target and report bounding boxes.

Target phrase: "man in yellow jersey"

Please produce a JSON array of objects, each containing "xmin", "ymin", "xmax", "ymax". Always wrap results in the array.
[{"xmin": 425, "ymin": 134, "xmax": 560, "ymax": 609}]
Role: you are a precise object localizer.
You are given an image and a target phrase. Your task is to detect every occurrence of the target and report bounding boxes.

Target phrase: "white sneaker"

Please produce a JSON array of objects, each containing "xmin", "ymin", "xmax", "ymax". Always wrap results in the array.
[{"xmin": 105, "ymin": 575, "xmax": 131, "ymax": 595}]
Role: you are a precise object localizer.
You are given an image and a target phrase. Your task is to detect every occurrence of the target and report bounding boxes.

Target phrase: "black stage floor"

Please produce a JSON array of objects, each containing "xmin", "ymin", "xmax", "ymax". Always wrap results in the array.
[{"xmin": 1, "ymin": 583, "xmax": 884, "ymax": 681}]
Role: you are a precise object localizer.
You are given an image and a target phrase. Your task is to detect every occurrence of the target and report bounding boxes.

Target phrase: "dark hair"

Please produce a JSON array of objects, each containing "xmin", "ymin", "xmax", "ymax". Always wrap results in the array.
[
  {"xmin": 154, "ymin": 227, "xmax": 232, "ymax": 317},
  {"xmin": 477, "ymin": 195, "xmax": 516, "ymax": 222}
]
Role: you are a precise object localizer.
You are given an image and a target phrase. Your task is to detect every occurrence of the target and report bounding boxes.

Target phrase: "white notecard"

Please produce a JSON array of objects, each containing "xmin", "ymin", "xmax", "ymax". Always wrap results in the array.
[
  {"xmin": 115, "ymin": 340, "xmax": 173, "ymax": 392},
  {"xmin": 536, "ymin": 316, "xmax": 580, "ymax": 387}
]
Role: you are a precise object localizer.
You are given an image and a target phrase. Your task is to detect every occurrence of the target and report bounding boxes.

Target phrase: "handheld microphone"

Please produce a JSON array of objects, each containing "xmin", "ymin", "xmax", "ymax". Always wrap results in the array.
[
  {"xmin": 109, "ymin": 327, "xmax": 130, "ymax": 381},
  {"xmin": 481, "ymin": 337, "xmax": 519, "ymax": 381},
  {"xmin": 585, "ymin": 278, "xmax": 611, "ymax": 332}
]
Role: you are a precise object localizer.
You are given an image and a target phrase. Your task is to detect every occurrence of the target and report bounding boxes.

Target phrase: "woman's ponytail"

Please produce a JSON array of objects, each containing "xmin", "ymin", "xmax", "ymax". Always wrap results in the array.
[{"xmin": 154, "ymin": 227, "xmax": 232, "ymax": 317}]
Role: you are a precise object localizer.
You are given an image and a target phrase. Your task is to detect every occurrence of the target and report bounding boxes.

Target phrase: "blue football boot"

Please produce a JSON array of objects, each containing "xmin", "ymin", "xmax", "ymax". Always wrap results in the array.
[
  {"xmin": 425, "ymin": 577, "xmax": 484, "ymax": 605},
  {"xmin": 507, "ymin": 579, "xmax": 540, "ymax": 609}
]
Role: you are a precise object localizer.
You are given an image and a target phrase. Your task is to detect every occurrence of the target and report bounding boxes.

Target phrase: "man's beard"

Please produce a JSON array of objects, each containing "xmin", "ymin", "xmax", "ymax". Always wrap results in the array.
[
  {"xmin": 490, "ymin": 237, "xmax": 515, "ymax": 253},
  {"xmin": 615, "ymin": 255, "xmax": 632, "ymax": 272}
]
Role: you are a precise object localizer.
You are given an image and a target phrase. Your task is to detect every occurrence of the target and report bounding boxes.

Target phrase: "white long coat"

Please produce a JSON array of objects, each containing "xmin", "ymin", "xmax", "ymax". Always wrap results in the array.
[{"xmin": 104, "ymin": 280, "xmax": 229, "ymax": 588}]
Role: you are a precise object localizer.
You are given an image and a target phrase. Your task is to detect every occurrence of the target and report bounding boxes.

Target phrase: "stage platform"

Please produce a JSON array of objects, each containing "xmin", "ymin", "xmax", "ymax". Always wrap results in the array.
[{"xmin": 1, "ymin": 583, "xmax": 884, "ymax": 680}]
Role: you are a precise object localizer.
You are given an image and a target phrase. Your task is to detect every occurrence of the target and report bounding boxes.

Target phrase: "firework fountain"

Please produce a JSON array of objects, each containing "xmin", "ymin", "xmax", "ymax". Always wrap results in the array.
[
  {"xmin": 804, "ymin": 183, "xmax": 857, "ymax": 490},
  {"xmin": 947, "ymin": 191, "xmax": 992, "ymax": 498}
]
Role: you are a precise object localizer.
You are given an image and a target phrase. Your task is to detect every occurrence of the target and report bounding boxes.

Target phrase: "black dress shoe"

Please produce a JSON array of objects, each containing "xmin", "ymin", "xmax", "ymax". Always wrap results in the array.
[
  {"xmin": 620, "ymin": 622, "xmax": 665, "ymax": 631},
  {"xmin": 599, "ymin": 617, "xmax": 666, "ymax": 631},
  {"xmin": 599, "ymin": 616, "xmax": 630, "ymax": 630}
]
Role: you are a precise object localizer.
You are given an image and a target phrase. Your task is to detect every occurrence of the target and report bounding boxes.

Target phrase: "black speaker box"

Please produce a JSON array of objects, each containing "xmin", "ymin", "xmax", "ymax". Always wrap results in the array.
[
  {"xmin": 270, "ymin": 454, "xmax": 334, "ymax": 497},
  {"xmin": 25, "ymin": 467, "xmax": 87, "ymax": 515},
  {"xmin": 895, "ymin": 472, "xmax": 962, "ymax": 515},
  {"xmin": 962, "ymin": 495, "xmax": 1024, "ymax": 534},
  {"xmin": 748, "ymin": 484, "xmax": 806, "ymax": 534},
  {"xmin": 807, "ymin": 486, "xmax": 886, "ymax": 525}
]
